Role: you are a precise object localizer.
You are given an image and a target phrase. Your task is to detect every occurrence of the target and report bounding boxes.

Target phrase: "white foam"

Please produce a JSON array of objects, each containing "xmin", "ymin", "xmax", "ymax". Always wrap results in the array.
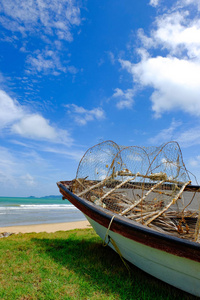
[{"xmin": 0, "ymin": 204, "xmax": 78, "ymax": 211}]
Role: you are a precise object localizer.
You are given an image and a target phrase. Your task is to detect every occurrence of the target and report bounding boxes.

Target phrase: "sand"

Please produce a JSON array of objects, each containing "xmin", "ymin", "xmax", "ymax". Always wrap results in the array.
[{"xmin": 0, "ymin": 220, "xmax": 91, "ymax": 234}]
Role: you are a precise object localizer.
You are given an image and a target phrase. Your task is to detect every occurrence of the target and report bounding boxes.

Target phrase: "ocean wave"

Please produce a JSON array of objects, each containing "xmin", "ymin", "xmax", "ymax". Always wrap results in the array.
[{"xmin": 0, "ymin": 204, "xmax": 78, "ymax": 210}]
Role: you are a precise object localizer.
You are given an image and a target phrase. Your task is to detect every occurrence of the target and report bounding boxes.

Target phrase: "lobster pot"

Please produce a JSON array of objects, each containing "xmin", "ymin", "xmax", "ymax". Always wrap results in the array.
[{"xmin": 72, "ymin": 141, "xmax": 200, "ymax": 242}]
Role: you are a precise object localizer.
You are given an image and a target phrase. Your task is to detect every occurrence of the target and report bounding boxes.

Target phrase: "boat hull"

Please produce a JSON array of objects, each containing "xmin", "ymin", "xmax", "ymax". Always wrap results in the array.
[
  {"xmin": 57, "ymin": 182, "xmax": 200, "ymax": 297},
  {"xmin": 87, "ymin": 215, "xmax": 200, "ymax": 297}
]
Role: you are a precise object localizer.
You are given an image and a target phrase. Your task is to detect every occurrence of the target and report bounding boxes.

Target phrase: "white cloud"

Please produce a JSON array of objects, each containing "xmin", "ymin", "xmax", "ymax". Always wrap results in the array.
[
  {"xmin": 0, "ymin": 0, "xmax": 82, "ymax": 75},
  {"xmin": 66, "ymin": 104, "xmax": 105, "ymax": 125},
  {"xmin": 112, "ymin": 88, "xmax": 134, "ymax": 109},
  {"xmin": 151, "ymin": 12, "xmax": 200, "ymax": 58},
  {"xmin": 119, "ymin": 1, "xmax": 200, "ymax": 117},
  {"xmin": 0, "ymin": 0, "xmax": 81, "ymax": 42},
  {"xmin": 0, "ymin": 90, "xmax": 24, "ymax": 128},
  {"xmin": 179, "ymin": 0, "xmax": 200, "ymax": 10},
  {"xmin": 26, "ymin": 48, "xmax": 79, "ymax": 75},
  {"xmin": 43, "ymin": 147, "xmax": 84, "ymax": 161},
  {"xmin": 12, "ymin": 114, "xmax": 73, "ymax": 144},
  {"xmin": 107, "ymin": 51, "xmax": 115, "ymax": 65},
  {"xmin": 121, "ymin": 56, "xmax": 200, "ymax": 117},
  {"xmin": 149, "ymin": 121, "xmax": 200, "ymax": 148},
  {"xmin": 149, "ymin": 0, "xmax": 160, "ymax": 7},
  {"xmin": 26, "ymin": 49, "xmax": 68, "ymax": 75},
  {"xmin": 149, "ymin": 120, "xmax": 182, "ymax": 144},
  {"xmin": 177, "ymin": 127, "xmax": 200, "ymax": 147},
  {"xmin": 0, "ymin": 90, "xmax": 72, "ymax": 144},
  {"xmin": 12, "ymin": 114, "xmax": 57, "ymax": 140}
]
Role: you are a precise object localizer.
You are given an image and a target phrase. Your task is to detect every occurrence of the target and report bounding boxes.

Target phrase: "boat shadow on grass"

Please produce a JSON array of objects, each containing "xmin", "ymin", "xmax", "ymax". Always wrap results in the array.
[{"xmin": 32, "ymin": 230, "xmax": 198, "ymax": 300}]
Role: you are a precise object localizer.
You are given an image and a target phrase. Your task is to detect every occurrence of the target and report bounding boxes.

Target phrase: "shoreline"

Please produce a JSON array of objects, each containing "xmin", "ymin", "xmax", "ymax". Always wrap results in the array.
[{"xmin": 0, "ymin": 220, "xmax": 91, "ymax": 234}]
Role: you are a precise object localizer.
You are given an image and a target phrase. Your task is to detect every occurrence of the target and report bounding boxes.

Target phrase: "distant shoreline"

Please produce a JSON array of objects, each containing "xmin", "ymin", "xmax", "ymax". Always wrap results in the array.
[
  {"xmin": 0, "ymin": 195, "xmax": 62, "ymax": 199},
  {"xmin": 0, "ymin": 220, "xmax": 91, "ymax": 234}
]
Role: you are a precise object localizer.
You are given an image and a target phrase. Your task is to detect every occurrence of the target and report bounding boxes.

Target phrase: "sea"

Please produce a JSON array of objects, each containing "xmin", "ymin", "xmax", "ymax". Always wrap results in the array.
[{"xmin": 0, "ymin": 196, "xmax": 86, "ymax": 227}]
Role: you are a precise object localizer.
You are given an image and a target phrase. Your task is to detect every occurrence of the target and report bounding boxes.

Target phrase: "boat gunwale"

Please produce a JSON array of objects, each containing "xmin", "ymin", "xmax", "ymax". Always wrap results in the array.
[{"xmin": 57, "ymin": 181, "xmax": 200, "ymax": 262}]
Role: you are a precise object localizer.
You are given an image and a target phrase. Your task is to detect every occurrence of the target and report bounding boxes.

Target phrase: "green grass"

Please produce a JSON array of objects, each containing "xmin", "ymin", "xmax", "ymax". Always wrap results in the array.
[{"xmin": 0, "ymin": 228, "xmax": 197, "ymax": 300}]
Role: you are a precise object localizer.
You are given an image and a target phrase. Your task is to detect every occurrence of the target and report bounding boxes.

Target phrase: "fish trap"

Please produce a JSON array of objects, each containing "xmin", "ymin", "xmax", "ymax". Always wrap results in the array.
[{"xmin": 72, "ymin": 140, "xmax": 200, "ymax": 242}]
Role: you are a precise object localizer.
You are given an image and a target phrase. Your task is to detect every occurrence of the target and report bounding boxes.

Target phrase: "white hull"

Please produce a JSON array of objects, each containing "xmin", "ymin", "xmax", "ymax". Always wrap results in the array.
[
  {"xmin": 86, "ymin": 215, "xmax": 200, "ymax": 297},
  {"xmin": 57, "ymin": 182, "xmax": 200, "ymax": 298}
]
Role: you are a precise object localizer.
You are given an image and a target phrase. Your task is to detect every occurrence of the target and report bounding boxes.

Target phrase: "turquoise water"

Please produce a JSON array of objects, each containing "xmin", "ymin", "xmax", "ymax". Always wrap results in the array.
[{"xmin": 0, "ymin": 196, "xmax": 86, "ymax": 227}]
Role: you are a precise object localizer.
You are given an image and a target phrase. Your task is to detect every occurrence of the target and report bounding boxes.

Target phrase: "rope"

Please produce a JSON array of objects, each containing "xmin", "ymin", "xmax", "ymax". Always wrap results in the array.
[
  {"xmin": 109, "ymin": 237, "xmax": 131, "ymax": 275},
  {"xmin": 102, "ymin": 215, "xmax": 131, "ymax": 274},
  {"xmin": 103, "ymin": 215, "xmax": 115, "ymax": 246}
]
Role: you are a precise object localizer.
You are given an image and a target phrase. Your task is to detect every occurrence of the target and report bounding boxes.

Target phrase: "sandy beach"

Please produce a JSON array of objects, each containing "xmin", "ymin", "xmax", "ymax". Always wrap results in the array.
[{"xmin": 0, "ymin": 220, "xmax": 91, "ymax": 234}]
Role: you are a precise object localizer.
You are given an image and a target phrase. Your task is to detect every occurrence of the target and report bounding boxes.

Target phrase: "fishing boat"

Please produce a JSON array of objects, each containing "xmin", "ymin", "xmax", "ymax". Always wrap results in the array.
[{"xmin": 57, "ymin": 141, "xmax": 200, "ymax": 297}]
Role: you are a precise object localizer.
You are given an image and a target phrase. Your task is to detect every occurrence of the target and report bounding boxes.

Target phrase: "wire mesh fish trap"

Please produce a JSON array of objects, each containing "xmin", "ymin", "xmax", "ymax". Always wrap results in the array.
[{"xmin": 72, "ymin": 141, "xmax": 200, "ymax": 242}]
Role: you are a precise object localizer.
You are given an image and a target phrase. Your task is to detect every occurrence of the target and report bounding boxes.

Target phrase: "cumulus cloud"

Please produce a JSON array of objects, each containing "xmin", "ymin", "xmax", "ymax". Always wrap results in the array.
[
  {"xmin": 112, "ymin": 88, "xmax": 134, "ymax": 109},
  {"xmin": 66, "ymin": 104, "xmax": 105, "ymax": 125},
  {"xmin": 151, "ymin": 11, "xmax": 200, "ymax": 57},
  {"xmin": 119, "ymin": 0, "xmax": 200, "ymax": 118},
  {"xmin": 12, "ymin": 114, "xmax": 56, "ymax": 140},
  {"xmin": 121, "ymin": 56, "xmax": 200, "ymax": 117},
  {"xmin": 0, "ymin": 90, "xmax": 72, "ymax": 144}
]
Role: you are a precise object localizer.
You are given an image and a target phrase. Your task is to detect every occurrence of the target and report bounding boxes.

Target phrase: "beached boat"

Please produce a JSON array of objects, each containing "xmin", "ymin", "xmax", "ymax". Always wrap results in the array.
[{"xmin": 57, "ymin": 141, "xmax": 200, "ymax": 297}]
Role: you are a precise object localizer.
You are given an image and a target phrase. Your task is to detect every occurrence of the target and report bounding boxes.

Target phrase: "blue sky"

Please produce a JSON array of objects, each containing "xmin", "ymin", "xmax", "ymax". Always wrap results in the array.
[{"xmin": 1, "ymin": 0, "xmax": 200, "ymax": 196}]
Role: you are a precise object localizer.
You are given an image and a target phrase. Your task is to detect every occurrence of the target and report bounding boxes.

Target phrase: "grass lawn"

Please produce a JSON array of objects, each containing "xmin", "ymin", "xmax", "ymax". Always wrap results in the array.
[{"xmin": 0, "ymin": 228, "xmax": 197, "ymax": 300}]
